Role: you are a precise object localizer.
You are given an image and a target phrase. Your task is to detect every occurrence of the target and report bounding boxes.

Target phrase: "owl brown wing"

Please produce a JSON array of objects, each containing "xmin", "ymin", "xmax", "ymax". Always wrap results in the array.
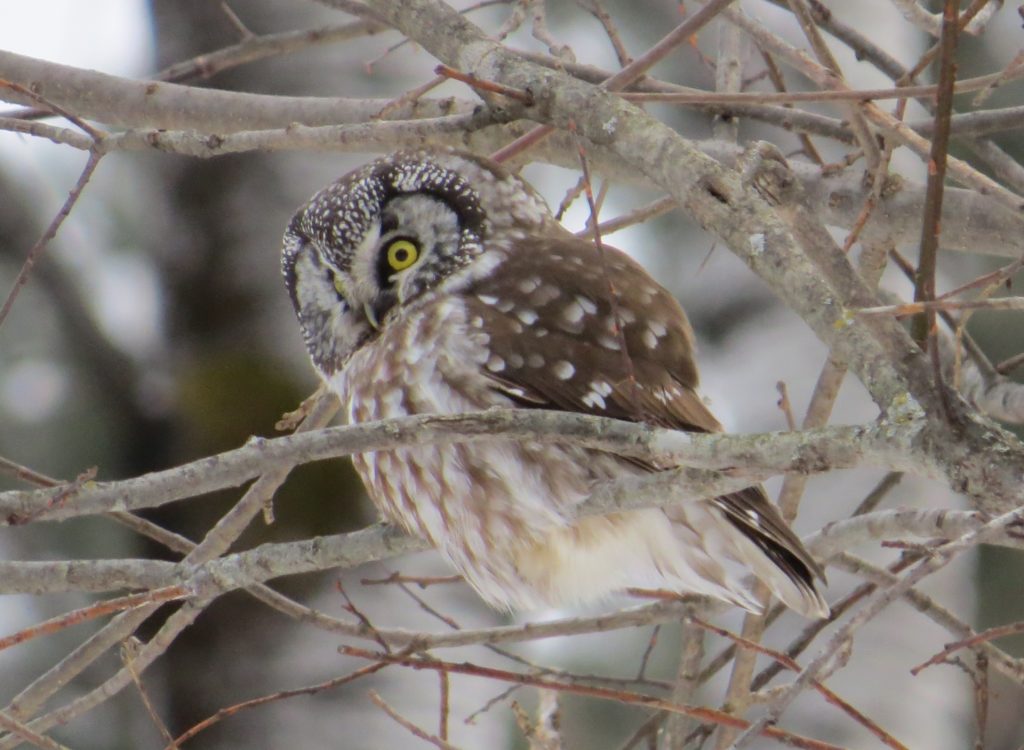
[
  {"xmin": 464, "ymin": 234, "xmax": 826, "ymax": 586},
  {"xmin": 466, "ymin": 234, "xmax": 720, "ymax": 434}
]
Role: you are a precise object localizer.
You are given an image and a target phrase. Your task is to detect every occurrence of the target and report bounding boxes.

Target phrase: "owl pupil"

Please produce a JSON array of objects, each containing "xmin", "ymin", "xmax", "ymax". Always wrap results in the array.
[{"xmin": 395, "ymin": 249, "xmax": 408, "ymax": 262}]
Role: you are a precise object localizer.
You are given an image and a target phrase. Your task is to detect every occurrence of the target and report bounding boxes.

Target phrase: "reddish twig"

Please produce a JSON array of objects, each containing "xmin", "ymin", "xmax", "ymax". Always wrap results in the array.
[
  {"xmin": 0, "ymin": 80, "xmax": 107, "ymax": 332},
  {"xmin": 0, "ymin": 456, "xmax": 60, "ymax": 488},
  {"xmin": 341, "ymin": 646, "xmax": 847, "ymax": 750},
  {"xmin": 775, "ymin": 381, "xmax": 797, "ymax": 431},
  {"xmin": 169, "ymin": 662, "xmax": 388, "ymax": 748},
  {"xmin": 972, "ymin": 651, "xmax": 989, "ymax": 748},
  {"xmin": 746, "ymin": 553, "xmax": 919, "ymax": 692},
  {"xmin": 618, "ymin": 71, "xmax": 1021, "ymax": 105},
  {"xmin": 7, "ymin": 466, "xmax": 98, "ymax": 525},
  {"xmin": 690, "ymin": 618, "xmax": 909, "ymax": 750},
  {"xmin": 438, "ymin": 670, "xmax": 450, "ymax": 741},
  {"xmin": 635, "ymin": 625, "xmax": 662, "ymax": 681},
  {"xmin": 857, "ymin": 297, "xmax": 1024, "ymax": 317},
  {"xmin": 0, "ymin": 150, "xmax": 103, "ymax": 332},
  {"xmin": 579, "ymin": 0, "xmax": 633, "ymax": 67},
  {"xmin": 375, "ymin": 74, "xmax": 447, "ymax": 119},
  {"xmin": 887, "ymin": 248, "xmax": 994, "ymax": 377},
  {"xmin": 435, "ymin": 64, "xmax": 535, "ymax": 104},
  {"xmin": 570, "ymin": 123, "xmax": 639, "ymax": 407},
  {"xmin": 911, "ymin": 0, "xmax": 959, "ymax": 421},
  {"xmin": 360, "ymin": 572, "xmax": 462, "ymax": 588},
  {"xmin": 995, "ymin": 352, "xmax": 1024, "ymax": 376},
  {"xmin": 0, "ymin": 713, "xmax": 68, "ymax": 750},
  {"xmin": 0, "ymin": 79, "xmax": 104, "ymax": 139},
  {"xmin": 369, "ymin": 689, "xmax": 461, "ymax": 750},
  {"xmin": 463, "ymin": 682, "xmax": 522, "ymax": 724},
  {"xmin": 336, "ymin": 581, "xmax": 391, "ymax": 654},
  {"xmin": 0, "ymin": 586, "xmax": 186, "ymax": 654},
  {"xmin": 490, "ymin": 0, "xmax": 738, "ymax": 162},
  {"xmin": 573, "ymin": 195, "xmax": 676, "ymax": 238},
  {"xmin": 759, "ymin": 49, "xmax": 824, "ymax": 165},
  {"xmin": 218, "ymin": 2, "xmax": 254, "ymax": 40},
  {"xmin": 911, "ymin": 620, "xmax": 1024, "ymax": 676},
  {"xmin": 935, "ymin": 255, "xmax": 1024, "ymax": 301},
  {"xmin": 122, "ymin": 637, "xmax": 178, "ymax": 748}
]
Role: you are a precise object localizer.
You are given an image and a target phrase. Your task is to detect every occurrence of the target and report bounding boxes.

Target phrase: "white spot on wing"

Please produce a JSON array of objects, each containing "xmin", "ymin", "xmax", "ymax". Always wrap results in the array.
[
  {"xmin": 517, "ymin": 277, "xmax": 541, "ymax": 294},
  {"xmin": 508, "ymin": 353, "xmax": 525, "ymax": 368},
  {"xmin": 477, "ymin": 294, "xmax": 499, "ymax": 306},
  {"xmin": 517, "ymin": 309, "xmax": 539, "ymax": 325},
  {"xmin": 642, "ymin": 330, "xmax": 658, "ymax": 349},
  {"xmin": 527, "ymin": 353, "xmax": 545, "ymax": 368},
  {"xmin": 581, "ymin": 391, "xmax": 607, "ymax": 409},
  {"xmin": 532, "ymin": 285, "xmax": 562, "ymax": 305},
  {"xmin": 486, "ymin": 354, "xmax": 506, "ymax": 372},
  {"xmin": 553, "ymin": 361, "xmax": 575, "ymax": 380},
  {"xmin": 576, "ymin": 295, "xmax": 598, "ymax": 315},
  {"xmin": 562, "ymin": 301, "xmax": 585, "ymax": 324}
]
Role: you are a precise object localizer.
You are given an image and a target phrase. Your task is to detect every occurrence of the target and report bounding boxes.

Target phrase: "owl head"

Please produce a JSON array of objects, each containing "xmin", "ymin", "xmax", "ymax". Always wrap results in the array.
[{"xmin": 281, "ymin": 149, "xmax": 553, "ymax": 376}]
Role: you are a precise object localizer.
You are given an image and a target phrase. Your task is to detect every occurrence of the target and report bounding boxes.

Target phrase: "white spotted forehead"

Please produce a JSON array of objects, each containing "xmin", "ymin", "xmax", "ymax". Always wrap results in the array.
[
  {"xmin": 412, "ymin": 151, "xmax": 551, "ymax": 230},
  {"xmin": 294, "ymin": 149, "xmax": 554, "ymax": 268},
  {"xmin": 299, "ymin": 177, "xmax": 385, "ymax": 261},
  {"xmin": 388, "ymin": 161, "xmax": 468, "ymax": 196}
]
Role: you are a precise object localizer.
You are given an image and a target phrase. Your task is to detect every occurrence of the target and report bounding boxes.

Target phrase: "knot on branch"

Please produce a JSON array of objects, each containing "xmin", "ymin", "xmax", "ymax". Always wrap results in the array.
[
  {"xmin": 179, "ymin": 560, "xmax": 231, "ymax": 601},
  {"xmin": 740, "ymin": 141, "xmax": 800, "ymax": 207}
]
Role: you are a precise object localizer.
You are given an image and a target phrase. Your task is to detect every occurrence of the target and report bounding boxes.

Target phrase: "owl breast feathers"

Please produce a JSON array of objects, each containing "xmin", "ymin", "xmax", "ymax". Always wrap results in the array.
[{"xmin": 281, "ymin": 148, "xmax": 829, "ymax": 618}]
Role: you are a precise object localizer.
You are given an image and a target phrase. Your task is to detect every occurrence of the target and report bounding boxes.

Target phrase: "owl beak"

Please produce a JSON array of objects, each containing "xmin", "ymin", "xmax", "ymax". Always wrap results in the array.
[{"xmin": 363, "ymin": 302, "xmax": 381, "ymax": 330}]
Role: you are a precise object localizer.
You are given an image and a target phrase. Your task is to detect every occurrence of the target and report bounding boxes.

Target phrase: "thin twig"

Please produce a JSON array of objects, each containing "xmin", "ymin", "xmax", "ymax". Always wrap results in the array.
[
  {"xmin": 369, "ymin": 690, "xmax": 462, "ymax": 750},
  {"xmin": 571, "ymin": 125, "xmax": 639, "ymax": 406},
  {"xmin": 692, "ymin": 619, "xmax": 908, "ymax": 750},
  {"xmin": 0, "ymin": 587, "xmax": 186, "ymax": 654},
  {"xmin": 490, "ymin": 0, "xmax": 739, "ymax": 162},
  {"xmin": 858, "ymin": 297, "xmax": 1024, "ymax": 316},
  {"xmin": 342, "ymin": 647, "xmax": 846, "ymax": 750},
  {"xmin": 0, "ymin": 150, "xmax": 103, "ymax": 331},
  {"xmin": 170, "ymin": 662, "xmax": 388, "ymax": 748},
  {"xmin": 438, "ymin": 670, "xmax": 450, "ymax": 742},
  {"xmin": 730, "ymin": 503, "xmax": 1024, "ymax": 746},
  {"xmin": 0, "ymin": 713, "xmax": 69, "ymax": 750},
  {"xmin": 911, "ymin": 620, "xmax": 1024, "ymax": 675},
  {"xmin": 122, "ymin": 638, "xmax": 178, "ymax": 749},
  {"xmin": 911, "ymin": 0, "xmax": 959, "ymax": 424}
]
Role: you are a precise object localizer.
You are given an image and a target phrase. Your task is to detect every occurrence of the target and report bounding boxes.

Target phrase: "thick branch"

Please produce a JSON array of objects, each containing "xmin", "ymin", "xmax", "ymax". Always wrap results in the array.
[
  {"xmin": 0, "ymin": 50, "xmax": 469, "ymax": 130},
  {"xmin": 3, "ymin": 51, "xmax": 1023, "ymax": 257},
  {"xmin": 1, "ymin": 507, "xmax": 1016, "ymax": 602},
  {"xmin": 0, "ymin": 411, "xmax": 927, "ymax": 525}
]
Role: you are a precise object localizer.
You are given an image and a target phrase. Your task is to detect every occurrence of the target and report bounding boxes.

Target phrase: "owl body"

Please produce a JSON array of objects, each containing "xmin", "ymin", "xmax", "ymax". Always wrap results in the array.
[{"xmin": 283, "ymin": 149, "xmax": 829, "ymax": 617}]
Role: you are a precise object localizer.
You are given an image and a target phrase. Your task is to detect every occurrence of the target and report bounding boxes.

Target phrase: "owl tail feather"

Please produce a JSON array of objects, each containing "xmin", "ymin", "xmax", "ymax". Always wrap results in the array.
[
  {"xmin": 732, "ymin": 539, "xmax": 831, "ymax": 619},
  {"xmin": 707, "ymin": 493, "xmax": 830, "ymax": 619}
]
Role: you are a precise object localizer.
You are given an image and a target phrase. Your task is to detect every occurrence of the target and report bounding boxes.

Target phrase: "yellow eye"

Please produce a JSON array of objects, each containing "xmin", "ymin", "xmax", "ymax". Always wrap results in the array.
[{"xmin": 385, "ymin": 239, "xmax": 419, "ymax": 272}]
